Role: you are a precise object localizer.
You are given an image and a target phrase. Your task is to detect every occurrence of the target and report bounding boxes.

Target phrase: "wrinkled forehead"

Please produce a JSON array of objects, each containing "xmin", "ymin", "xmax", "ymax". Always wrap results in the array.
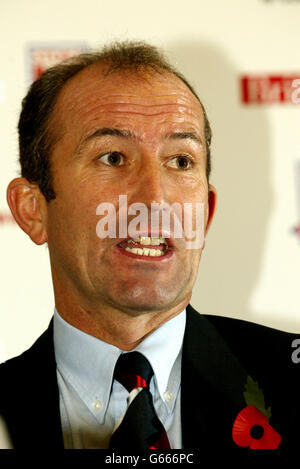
[{"xmin": 51, "ymin": 64, "xmax": 205, "ymax": 141}]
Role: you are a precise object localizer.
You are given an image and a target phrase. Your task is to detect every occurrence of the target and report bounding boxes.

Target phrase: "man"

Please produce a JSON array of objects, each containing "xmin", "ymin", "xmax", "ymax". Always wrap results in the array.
[{"xmin": 0, "ymin": 41, "xmax": 299, "ymax": 451}]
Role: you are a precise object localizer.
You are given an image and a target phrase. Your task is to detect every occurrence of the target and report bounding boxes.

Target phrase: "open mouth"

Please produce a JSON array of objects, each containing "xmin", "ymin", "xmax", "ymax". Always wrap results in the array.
[{"xmin": 117, "ymin": 236, "xmax": 171, "ymax": 258}]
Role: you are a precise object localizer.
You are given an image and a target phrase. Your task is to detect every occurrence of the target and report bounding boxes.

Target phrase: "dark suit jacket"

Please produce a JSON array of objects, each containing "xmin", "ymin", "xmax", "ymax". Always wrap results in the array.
[{"xmin": 0, "ymin": 305, "xmax": 299, "ymax": 451}]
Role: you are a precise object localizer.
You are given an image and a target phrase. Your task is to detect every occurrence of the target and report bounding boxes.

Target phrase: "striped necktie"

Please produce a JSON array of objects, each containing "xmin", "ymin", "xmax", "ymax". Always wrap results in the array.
[{"xmin": 109, "ymin": 351, "xmax": 171, "ymax": 449}]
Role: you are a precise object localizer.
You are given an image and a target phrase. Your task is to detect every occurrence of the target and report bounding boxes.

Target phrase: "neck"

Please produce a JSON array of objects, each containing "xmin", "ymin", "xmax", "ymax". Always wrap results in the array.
[{"xmin": 55, "ymin": 294, "xmax": 190, "ymax": 351}]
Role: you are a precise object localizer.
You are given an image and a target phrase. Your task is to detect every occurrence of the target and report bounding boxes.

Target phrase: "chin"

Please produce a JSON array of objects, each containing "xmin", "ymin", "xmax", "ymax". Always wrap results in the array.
[{"xmin": 110, "ymin": 284, "xmax": 184, "ymax": 315}]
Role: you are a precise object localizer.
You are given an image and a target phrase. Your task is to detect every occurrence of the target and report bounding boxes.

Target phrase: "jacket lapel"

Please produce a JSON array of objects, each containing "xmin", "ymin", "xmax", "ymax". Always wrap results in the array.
[
  {"xmin": 181, "ymin": 305, "xmax": 248, "ymax": 450},
  {"xmin": 8, "ymin": 319, "xmax": 64, "ymax": 448},
  {"xmin": 29, "ymin": 319, "xmax": 64, "ymax": 448}
]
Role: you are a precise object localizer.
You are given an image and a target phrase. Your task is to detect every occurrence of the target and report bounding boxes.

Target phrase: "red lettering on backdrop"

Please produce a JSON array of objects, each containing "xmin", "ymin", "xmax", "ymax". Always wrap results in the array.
[{"xmin": 241, "ymin": 75, "xmax": 300, "ymax": 104}]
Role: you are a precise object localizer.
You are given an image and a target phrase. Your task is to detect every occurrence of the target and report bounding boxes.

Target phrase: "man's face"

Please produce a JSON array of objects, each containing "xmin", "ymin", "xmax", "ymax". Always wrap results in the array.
[{"xmin": 44, "ymin": 65, "xmax": 214, "ymax": 316}]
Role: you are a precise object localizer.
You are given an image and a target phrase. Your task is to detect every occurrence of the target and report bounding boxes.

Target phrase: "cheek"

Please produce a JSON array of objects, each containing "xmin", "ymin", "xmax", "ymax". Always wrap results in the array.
[
  {"xmin": 50, "ymin": 182, "xmax": 124, "ymax": 251},
  {"xmin": 178, "ymin": 183, "xmax": 209, "ymax": 218},
  {"xmin": 178, "ymin": 185, "xmax": 208, "ymax": 252}
]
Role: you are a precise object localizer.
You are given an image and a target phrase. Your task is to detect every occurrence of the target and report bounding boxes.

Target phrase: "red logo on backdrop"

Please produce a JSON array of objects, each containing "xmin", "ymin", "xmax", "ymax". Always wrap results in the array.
[
  {"xmin": 28, "ymin": 43, "xmax": 87, "ymax": 82},
  {"xmin": 0, "ymin": 212, "xmax": 15, "ymax": 226},
  {"xmin": 241, "ymin": 75, "xmax": 300, "ymax": 104}
]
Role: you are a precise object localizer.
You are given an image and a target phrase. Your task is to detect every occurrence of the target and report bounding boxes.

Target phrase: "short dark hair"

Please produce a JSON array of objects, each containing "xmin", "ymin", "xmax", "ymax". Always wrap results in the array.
[{"xmin": 18, "ymin": 40, "xmax": 212, "ymax": 201}]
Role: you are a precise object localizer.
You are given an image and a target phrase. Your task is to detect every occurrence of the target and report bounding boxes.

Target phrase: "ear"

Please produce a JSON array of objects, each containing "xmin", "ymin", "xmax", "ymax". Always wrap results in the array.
[
  {"xmin": 6, "ymin": 177, "xmax": 48, "ymax": 245},
  {"xmin": 205, "ymin": 184, "xmax": 217, "ymax": 235}
]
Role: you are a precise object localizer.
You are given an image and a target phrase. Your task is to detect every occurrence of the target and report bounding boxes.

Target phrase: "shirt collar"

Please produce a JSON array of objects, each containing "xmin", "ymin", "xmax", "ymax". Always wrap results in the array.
[
  {"xmin": 54, "ymin": 308, "xmax": 186, "ymax": 421},
  {"xmin": 54, "ymin": 309, "xmax": 121, "ymax": 423},
  {"xmin": 133, "ymin": 311, "xmax": 185, "ymax": 400}
]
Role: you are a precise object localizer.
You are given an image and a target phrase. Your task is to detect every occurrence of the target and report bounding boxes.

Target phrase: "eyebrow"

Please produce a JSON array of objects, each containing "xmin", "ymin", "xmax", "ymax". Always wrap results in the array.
[
  {"xmin": 165, "ymin": 131, "xmax": 203, "ymax": 146},
  {"xmin": 86, "ymin": 127, "xmax": 133, "ymax": 140},
  {"xmin": 76, "ymin": 127, "xmax": 203, "ymax": 155}
]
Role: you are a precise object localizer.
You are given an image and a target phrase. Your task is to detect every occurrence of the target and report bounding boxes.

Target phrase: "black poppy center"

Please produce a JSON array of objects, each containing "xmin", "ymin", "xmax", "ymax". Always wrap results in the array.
[{"xmin": 250, "ymin": 424, "xmax": 264, "ymax": 439}]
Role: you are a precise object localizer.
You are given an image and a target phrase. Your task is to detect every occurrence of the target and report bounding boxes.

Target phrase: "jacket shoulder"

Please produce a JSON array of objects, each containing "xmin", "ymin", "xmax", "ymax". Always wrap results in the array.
[
  {"xmin": 0, "ymin": 322, "xmax": 54, "ymax": 381},
  {"xmin": 187, "ymin": 306, "xmax": 300, "ymax": 380},
  {"xmin": 0, "ymin": 320, "xmax": 63, "ymax": 448},
  {"xmin": 203, "ymin": 312, "xmax": 299, "ymax": 358},
  {"xmin": 203, "ymin": 312, "xmax": 298, "ymax": 346}
]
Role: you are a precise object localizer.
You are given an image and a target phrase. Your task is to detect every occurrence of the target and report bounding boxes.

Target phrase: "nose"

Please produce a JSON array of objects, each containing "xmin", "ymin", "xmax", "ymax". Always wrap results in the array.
[
  {"xmin": 124, "ymin": 153, "xmax": 183, "ymax": 240},
  {"xmin": 129, "ymin": 159, "xmax": 168, "ymax": 208}
]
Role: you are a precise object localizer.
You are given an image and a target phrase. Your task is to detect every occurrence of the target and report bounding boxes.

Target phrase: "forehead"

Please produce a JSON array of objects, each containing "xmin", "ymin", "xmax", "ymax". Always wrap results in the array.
[{"xmin": 52, "ymin": 64, "xmax": 205, "ymax": 142}]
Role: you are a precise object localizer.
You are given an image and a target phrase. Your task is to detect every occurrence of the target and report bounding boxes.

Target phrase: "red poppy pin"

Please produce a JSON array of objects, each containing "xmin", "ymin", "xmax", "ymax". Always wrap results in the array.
[{"xmin": 232, "ymin": 376, "xmax": 281, "ymax": 449}]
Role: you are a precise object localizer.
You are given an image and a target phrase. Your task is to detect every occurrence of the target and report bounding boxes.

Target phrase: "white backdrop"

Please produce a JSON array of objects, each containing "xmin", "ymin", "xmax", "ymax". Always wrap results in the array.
[{"xmin": 0, "ymin": 0, "xmax": 300, "ymax": 361}]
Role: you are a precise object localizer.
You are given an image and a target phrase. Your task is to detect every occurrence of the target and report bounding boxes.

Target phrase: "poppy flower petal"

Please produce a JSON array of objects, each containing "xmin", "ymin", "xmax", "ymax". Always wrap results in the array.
[
  {"xmin": 249, "ymin": 421, "xmax": 282, "ymax": 449},
  {"xmin": 232, "ymin": 406, "xmax": 281, "ymax": 449},
  {"xmin": 232, "ymin": 405, "xmax": 267, "ymax": 446}
]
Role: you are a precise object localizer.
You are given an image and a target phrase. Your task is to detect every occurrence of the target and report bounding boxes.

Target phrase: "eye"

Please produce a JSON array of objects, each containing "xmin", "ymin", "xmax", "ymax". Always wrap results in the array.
[
  {"xmin": 98, "ymin": 151, "xmax": 124, "ymax": 166},
  {"xmin": 166, "ymin": 156, "xmax": 193, "ymax": 170}
]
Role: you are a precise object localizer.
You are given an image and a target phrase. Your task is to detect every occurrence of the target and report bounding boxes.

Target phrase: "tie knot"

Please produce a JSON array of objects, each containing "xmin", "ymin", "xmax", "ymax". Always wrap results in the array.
[{"xmin": 113, "ymin": 351, "xmax": 153, "ymax": 392}]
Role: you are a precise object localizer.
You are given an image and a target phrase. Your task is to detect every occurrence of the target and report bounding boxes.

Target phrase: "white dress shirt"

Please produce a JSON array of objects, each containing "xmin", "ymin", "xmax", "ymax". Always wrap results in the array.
[{"xmin": 53, "ymin": 308, "xmax": 186, "ymax": 449}]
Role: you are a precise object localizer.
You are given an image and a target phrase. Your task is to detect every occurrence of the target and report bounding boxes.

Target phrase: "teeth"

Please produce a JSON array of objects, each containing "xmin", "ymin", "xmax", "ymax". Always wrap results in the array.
[
  {"xmin": 125, "ymin": 247, "xmax": 163, "ymax": 257},
  {"xmin": 123, "ymin": 236, "xmax": 168, "ymax": 257},
  {"xmin": 150, "ymin": 238, "xmax": 160, "ymax": 246},
  {"xmin": 131, "ymin": 236, "xmax": 166, "ymax": 246}
]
